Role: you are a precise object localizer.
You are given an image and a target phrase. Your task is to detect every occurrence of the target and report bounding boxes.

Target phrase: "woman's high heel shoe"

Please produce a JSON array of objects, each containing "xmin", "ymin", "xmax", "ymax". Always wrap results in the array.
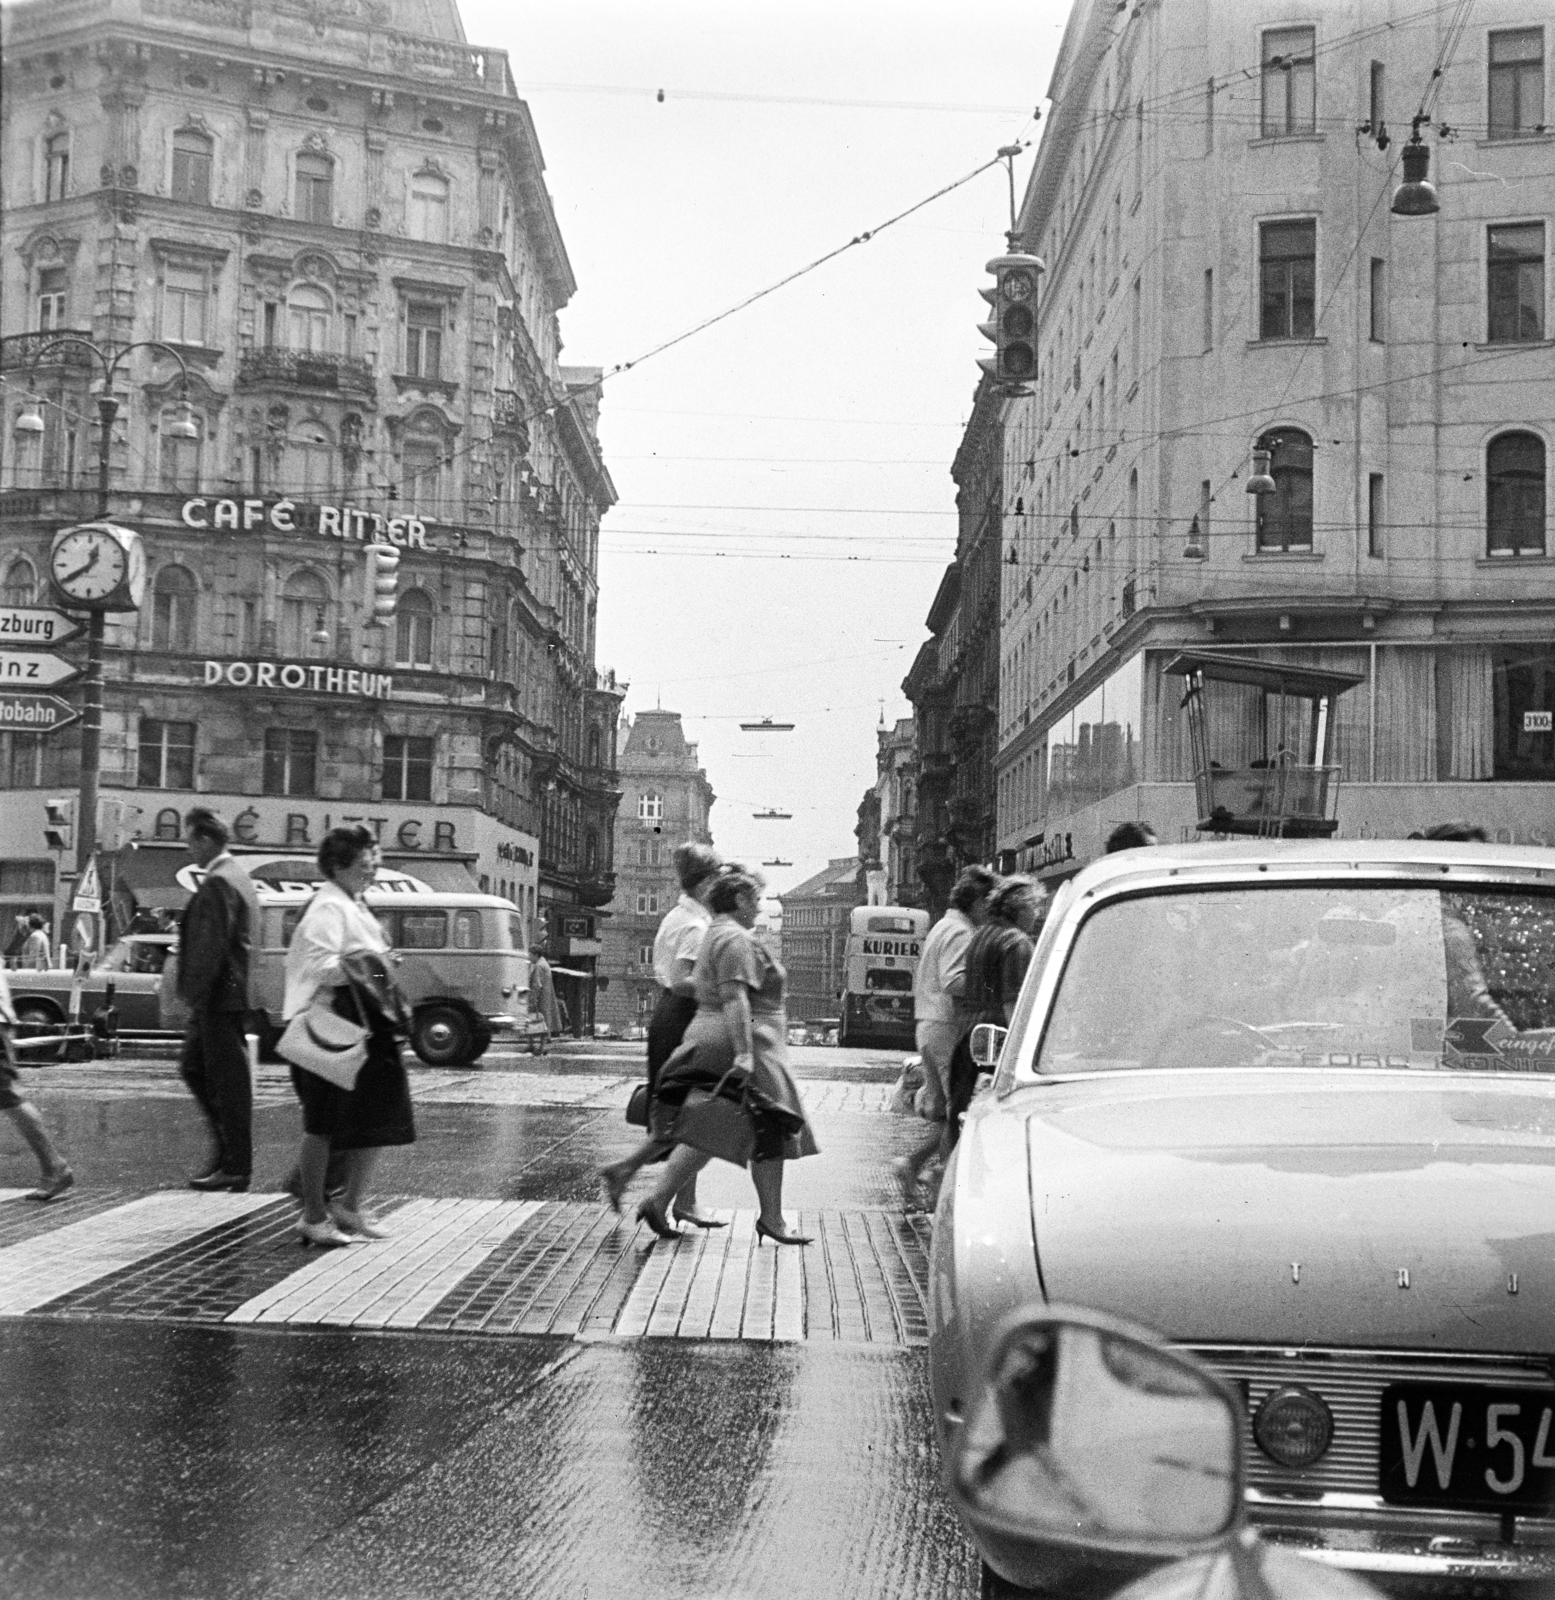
[
  {"xmin": 672, "ymin": 1208, "xmax": 727, "ymax": 1230},
  {"xmin": 635, "ymin": 1200, "xmax": 684, "ymax": 1240},
  {"xmin": 329, "ymin": 1203, "xmax": 388, "ymax": 1240},
  {"xmin": 755, "ymin": 1218, "xmax": 812, "ymax": 1247},
  {"xmin": 598, "ymin": 1166, "xmax": 628, "ymax": 1215},
  {"xmin": 296, "ymin": 1217, "xmax": 357, "ymax": 1248}
]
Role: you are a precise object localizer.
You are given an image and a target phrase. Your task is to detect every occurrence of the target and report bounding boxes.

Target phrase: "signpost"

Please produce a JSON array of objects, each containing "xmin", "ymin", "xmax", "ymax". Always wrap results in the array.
[
  {"xmin": 0, "ymin": 694, "xmax": 81, "ymax": 733},
  {"xmin": 0, "ymin": 605, "xmax": 85, "ymax": 647},
  {"xmin": 0, "ymin": 651, "xmax": 81, "ymax": 687},
  {"xmin": 72, "ymin": 856, "xmax": 102, "ymax": 914}
]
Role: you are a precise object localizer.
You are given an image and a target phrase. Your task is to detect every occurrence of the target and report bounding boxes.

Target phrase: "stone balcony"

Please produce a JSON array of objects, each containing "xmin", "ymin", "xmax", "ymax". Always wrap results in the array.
[{"xmin": 238, "ymin": 348, "xmax": 375, "ymax": 399}]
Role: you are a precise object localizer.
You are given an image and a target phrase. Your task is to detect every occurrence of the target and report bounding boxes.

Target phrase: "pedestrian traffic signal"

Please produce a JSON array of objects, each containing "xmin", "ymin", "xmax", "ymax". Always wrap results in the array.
[
  {"xmin": 43, "ymin": 797, "xmax": 75, "ymax": 853},
  {"xmin": 365, "ymin": 543, "xmax": 400, "ymax": 625},
  {"xmin": 977, "ymin": 253, "xmax": 1045, "ymax": 388}
]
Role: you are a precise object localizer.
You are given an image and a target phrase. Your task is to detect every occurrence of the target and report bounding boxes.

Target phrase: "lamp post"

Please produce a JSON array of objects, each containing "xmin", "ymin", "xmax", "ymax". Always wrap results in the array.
[{"xmin": 13, "ymin": 338, "xmax": 197, "ymax": 886}]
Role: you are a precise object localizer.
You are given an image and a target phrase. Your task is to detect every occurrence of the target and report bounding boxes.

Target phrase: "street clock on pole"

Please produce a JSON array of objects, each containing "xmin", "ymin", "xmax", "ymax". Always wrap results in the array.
[{"xmin": 48, "ymin": 522, "xmax": 147, "ymax": 612}]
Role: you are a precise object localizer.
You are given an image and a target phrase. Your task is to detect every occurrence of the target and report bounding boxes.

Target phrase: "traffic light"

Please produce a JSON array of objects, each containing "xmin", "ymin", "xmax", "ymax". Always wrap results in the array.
[
  {"xmin": 365, "ymin": 542, "xmax": 400, "ymax": 625},
  {"xmin": 96, "ymin": 798, "xmax": 142, "ymax": 853},
  {"xmin": 43, "ymin": 797, "xmax": 76, "ymax": 853},
  {"xmin": 977, "ymin": 253, "xmax": 1045, "ymax": 388}
]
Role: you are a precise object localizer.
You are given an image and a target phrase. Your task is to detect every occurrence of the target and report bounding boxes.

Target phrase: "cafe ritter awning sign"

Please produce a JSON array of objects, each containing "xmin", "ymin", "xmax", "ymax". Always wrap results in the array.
[{"xmin": 180, "ymin": 495, "xmax": 433, "ymax": 549}]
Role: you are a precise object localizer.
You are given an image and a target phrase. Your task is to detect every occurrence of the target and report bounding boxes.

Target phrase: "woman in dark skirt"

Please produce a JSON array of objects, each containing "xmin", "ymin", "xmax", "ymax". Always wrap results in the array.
[{"xmin": 282, "ymin": 825, "xmax": 414, "ymax": 1247}]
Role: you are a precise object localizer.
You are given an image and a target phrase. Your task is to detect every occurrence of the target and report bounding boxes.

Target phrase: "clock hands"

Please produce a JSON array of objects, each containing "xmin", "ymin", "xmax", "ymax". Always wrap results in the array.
[{"xmin": 58, "ymin": 547, "xmax": 102, "ymax": 587}]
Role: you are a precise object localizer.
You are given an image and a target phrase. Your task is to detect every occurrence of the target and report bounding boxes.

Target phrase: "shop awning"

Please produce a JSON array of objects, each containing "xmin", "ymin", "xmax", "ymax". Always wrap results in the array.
[{"xmin": 110, "ymin": 846, "xmax": 191, "ymax": 910}]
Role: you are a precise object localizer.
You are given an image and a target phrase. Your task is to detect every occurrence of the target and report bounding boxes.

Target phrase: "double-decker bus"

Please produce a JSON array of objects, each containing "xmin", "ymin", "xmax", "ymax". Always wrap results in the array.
[{"xmin": 837, "ymin": 905, "xmax": 929, "ymax": 1048}]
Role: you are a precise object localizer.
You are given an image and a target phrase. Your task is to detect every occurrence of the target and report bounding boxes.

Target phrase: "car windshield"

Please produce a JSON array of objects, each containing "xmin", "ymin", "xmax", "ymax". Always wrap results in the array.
[{"xmin": 1034, "ymin": 884, "xmax": 1555, "ymax": 1075}]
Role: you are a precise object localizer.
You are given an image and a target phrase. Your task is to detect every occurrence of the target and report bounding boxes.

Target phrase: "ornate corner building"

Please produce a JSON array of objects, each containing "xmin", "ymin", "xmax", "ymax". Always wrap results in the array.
[
  {"xmin": 0, "ymin": 0, "xmax": 625, "ymax": 1025},
  {"xmin": 595, "ymin": 710, "xmax": 715, "ymax": 1033}
]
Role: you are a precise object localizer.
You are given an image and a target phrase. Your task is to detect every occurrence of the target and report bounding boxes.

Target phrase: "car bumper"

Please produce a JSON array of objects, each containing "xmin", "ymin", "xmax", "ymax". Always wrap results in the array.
[{"xmin": 482, "ymin": 1014, "xmax": 523, "ymax": 1032}]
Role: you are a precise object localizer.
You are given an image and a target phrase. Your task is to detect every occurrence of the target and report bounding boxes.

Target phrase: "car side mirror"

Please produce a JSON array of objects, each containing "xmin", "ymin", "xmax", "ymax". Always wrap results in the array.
[
  {"xmin": 969, "ymin": 1022, "xmax": 1006, "ymax": 1068},
  {"xmin": 952, "ymin": 1306, "xmax": 1243, "ymax": 1559}
]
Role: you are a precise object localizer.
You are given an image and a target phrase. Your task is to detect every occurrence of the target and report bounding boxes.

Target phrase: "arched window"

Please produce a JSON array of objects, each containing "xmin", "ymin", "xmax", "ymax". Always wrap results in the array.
[
  {"xmin": 44, "ymin": 132, "xmax": 69, "ymax": 202},
  {"xmin": 288, "ymin": 284, "xmax": 332, "ymax": 353},
  {"xmin": 158, "ymin": 407, "xmax": 203, "ymax": 493},
  {"xmin": 172, "ymin": 128, "xmax": 213, "ymax": 205},
  {"xmin": 286, "ymin": 422, "xmax": 336, "ymax": 498},
  {"xmin": 583, "ymin": 829, "xmax": 599, "ymax": 875},
  {"xmin": 1254, "ymin": 429, "xmax": 1313, "ymax": 552},
  {"xmin": 279, "ymin": 568, "xmax": 330, "ymax": 658},
  {"xmin": 587, "ymin": 726, "xmax": 601, "ymax": 768},
  {"xmin": 638, "ymin": 790, "xmax": 663, "ymax": 822},
  {"xmin": 409, "ymin": 172, "xmax": 449, "ymax": 243},
  {"xmin": 151, "ymin": 565, "xmax": 197, "ymax": 652},
  {"xmin": 395, "ymin": 588, "xmax": 434, "ymax": 668},
  {"xmin": 2, "ymin": 558, "xmax": 36, "ymax": 606},
  {"xmin": 1487, "ymin": 432, "xmax": 1547, "ymax": 558},
  {"xmin": 295, "ymin": 151, "xmax": 333, "ymax": 224}
]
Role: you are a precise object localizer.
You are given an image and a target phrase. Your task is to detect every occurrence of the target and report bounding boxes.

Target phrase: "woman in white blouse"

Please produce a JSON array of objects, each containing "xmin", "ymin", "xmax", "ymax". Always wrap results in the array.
[{"xmin": 284, "ymin": 825, "xmax": 415, "ymax": 1246}]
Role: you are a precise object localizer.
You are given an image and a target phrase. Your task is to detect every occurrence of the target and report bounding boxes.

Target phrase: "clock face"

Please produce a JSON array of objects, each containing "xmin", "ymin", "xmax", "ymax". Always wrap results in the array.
[{"xmin": 51, "ymin": 526, "xmax": 128, "ymax": 604}]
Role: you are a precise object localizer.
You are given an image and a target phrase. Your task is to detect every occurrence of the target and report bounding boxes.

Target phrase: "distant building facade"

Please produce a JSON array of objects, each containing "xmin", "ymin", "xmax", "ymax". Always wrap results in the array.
[
  {"xmin": 596, "ymin": 710, "xmax": 715, "ymax": 1032},
  {"xmin": 778, "ymin": 856, "xmax": 864, "ymax": 1023}
]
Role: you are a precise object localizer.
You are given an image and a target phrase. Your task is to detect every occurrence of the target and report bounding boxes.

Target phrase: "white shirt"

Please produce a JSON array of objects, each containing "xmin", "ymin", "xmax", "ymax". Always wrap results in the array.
[
  {"xmin": 914, "ymin": 907, "xmax": 976, "ymax": 1024},
  {"xmin": 653, "ymin": 892, "xmax": 710, "ymax": 995},
  {"xmin": 282, "ymin": 879, "xmax": 390, "ymax": 1020}
]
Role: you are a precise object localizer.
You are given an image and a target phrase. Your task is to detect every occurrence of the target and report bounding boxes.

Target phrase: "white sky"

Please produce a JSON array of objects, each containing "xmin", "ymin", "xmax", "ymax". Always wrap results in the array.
[{"xmin": 459, "ymin": 0, "xmax": 1068, "ymax": 898}]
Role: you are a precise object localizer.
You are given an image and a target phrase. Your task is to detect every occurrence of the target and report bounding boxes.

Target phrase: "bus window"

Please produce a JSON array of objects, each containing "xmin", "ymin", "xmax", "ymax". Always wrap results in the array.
[
  {"xmin": 399, "ymin": 911, "xmax": 447, "ymax": 950},
  {"xmin": 452, "ymin": 910, "xmax": 482, "ymax": 950},
  {"xmin": 505, "ymin": 912, "xmax": 526, "ymax": 950},
  {"xmin": 866, "ymin": 968, "xmax": 913, "ymax": 993},
  {"xmin": 866, "ymin": 915, "xmax": 920, "ymax": 934}
]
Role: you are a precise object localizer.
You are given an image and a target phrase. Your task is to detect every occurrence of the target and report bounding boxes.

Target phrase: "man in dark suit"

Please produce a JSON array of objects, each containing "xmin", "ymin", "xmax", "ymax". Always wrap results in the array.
[{"xmin": 177, "ymin": 808, "xmax": 263, "ymax": 1191}]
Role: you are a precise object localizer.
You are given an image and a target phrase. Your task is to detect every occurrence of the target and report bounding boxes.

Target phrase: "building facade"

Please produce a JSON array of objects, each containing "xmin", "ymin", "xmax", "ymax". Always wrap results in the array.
[
  {"xmin": 777, "ymin": 856, "xmax": 864, "ymax": 1025},
  {"xmin": 855, "ymin": 715, "xmax": 919, "ymax": 909},
  {"xmin": 0, "ymin": 0, "xmax": 624, "ymax": 1018},
  {"xmin": 595, "ymin": 709, "xmax": 715, "ymax": 1032},
  {"xmin": 993, "ymin": 0, "xmax": 1554, "ymax": 887}
]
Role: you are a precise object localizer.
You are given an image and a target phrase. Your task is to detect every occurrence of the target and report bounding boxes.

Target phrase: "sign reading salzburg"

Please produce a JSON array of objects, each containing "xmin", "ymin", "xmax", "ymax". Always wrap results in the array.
[
  {"xmin": 180, "ymin": 496, "xmax": 432, "ymax": 549},
  {"xmin": 0, "ymin": 606, "xmax": 85, "ymax": 646}
]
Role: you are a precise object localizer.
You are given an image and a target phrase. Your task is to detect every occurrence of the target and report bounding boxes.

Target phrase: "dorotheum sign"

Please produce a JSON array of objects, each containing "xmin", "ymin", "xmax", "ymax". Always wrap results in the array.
[{"xmin": 203, "ymin": 660, "xmax": 393, "ymax": 699}]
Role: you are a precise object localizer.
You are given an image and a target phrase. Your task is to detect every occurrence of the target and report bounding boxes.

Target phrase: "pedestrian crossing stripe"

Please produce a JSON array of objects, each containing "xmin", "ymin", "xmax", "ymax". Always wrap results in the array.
[{"xmin": 0, "ymin": 1192, "xmax": 932, "ymax": 1346}]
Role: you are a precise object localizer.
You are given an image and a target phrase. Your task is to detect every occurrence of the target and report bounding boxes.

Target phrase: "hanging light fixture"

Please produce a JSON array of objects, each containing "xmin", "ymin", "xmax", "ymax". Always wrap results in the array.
[
  {"xmin": 1006, "ymin": 542, "xmax": 1020, "ymax": 566},
  {"xmin": 13, "ymin": 398, "xmax": 45, "ymax": 435},
  {"xmin": 167, "ymin": 398, "xmax": 200, "ymax": 440},
  {"xmin": 1182, "ymin": 514, "xmax": 1205, "ymax": 559},
  {"xmin": 311, "ymin": 608, "xmax": 331, "ymax": 647},
  {"xmin": 1245, "ymin": 449, "xmax": 1277, "ymax": 495},
  {"xmin": 1391, "ymin": 129, "xmax": 1439, "ymax": 218}
]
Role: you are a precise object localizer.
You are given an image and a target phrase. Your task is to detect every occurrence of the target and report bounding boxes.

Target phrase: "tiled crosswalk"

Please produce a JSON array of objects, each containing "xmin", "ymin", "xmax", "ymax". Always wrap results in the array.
[{"xmin": 0, "ymin": 1190, "xmax": 933, "ymax": 1345}]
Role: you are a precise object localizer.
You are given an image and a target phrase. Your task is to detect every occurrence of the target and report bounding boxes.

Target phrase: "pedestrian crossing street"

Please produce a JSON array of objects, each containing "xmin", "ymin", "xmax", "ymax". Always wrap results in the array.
[{"xmin": 0, "ymin": 1189, "xmax": 932, "ymax": 1346}]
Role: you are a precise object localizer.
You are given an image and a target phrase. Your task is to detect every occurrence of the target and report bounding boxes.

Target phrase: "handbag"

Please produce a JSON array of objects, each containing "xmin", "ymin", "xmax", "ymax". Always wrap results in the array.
[
  {"xmin": 674, "ymin": 1065, "xmax": 756, "ymax": 1166},
  {"xmin": 625, "ymin": 1082, "xmax": 651, "ymax": 1126},
  {"xmin": 277, "ymin": 985, "xmax": 369, "ymax": 1091}
]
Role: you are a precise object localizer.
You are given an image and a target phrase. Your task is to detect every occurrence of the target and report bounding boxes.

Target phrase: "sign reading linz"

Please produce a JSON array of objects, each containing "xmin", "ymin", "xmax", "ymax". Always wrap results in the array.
[
  {"xmin": 0, "ymin": 694, "xmax": 80, "ymax": 732},
  {"xmin": 0, "ymin": 652, "xmax": 80, "ymax": 687}
]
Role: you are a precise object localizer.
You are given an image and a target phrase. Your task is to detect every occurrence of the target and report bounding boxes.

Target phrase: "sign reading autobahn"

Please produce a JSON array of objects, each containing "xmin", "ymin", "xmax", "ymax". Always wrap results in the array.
[
  {"xmin": 0, "ymin": 603, "xmax": 84, "ymax": 734},
  {"xmin": 0, "ymin": 693, "xmax": 81, "ymax": 732}
]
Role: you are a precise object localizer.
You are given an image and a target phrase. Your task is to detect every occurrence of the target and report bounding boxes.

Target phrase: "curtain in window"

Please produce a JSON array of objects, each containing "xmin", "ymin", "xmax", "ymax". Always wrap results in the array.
[
  {"xmin": 1374, "ymin": 647, "xmax": 1436, "ymax": 780},
  {"xmin": 279, "ymin": 569, "xmax": 329, "ymax": 658},
  {"xmin": 1443, "ymin": 647, "xmax": 1495, "ymax": 779}
]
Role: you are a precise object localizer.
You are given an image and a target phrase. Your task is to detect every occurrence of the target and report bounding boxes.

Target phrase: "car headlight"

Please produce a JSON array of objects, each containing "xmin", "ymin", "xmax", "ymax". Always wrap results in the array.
[{"xmin": 1253, "ymin": 1386, "xmax": 1333, "ymax": 1468}]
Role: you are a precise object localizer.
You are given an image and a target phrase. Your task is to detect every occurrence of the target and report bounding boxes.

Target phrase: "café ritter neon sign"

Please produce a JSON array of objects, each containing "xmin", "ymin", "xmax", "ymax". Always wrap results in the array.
[{"xmin": 180, "ymin": 495, "xmax": 431, "ymax": 548}]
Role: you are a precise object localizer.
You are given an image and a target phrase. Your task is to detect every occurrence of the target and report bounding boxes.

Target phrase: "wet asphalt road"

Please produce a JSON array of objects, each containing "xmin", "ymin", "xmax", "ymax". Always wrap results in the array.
[{"xmin": 0, "ymin": 1042, "xmax": 982, "ymax": 1600}]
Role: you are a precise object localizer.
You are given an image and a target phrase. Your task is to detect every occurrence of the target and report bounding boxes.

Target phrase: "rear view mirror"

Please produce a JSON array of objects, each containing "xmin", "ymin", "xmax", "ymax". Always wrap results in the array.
[
  {"xmin": 953, "ymin": 1306, "xmax": 1242, "ymax": 1556},
  {"xmin": 969, "ymin": 1023, "xmax": 1007, "ymax": 1068}
]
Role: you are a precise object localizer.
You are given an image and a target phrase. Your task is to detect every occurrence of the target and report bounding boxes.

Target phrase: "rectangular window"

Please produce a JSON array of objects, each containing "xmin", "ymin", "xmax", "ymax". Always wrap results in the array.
[
  {"xmin": 37, "ymin": 267, "xmax": 66, "ymax": 333},
  {"xmin": 137, "ymin": 719, "xmax": 195, "ymax": 789},
  {"xmin": 343, "ymin": 313, "xmax": 357, "ymax": 356},
  {"xmin": 162, "ymin": 265, "xmax": 207, "ymax": 345},
  {"xmin": 263, "ymin": 302, "xmax": 278, "ymax": 346},
  {"xmin": 1487, "ymin": 223, "xmax": 1545, "ymax": 344},
  {"xmin": 399, "ymin": 911, "xmax": 447, "ymax": 950},
  {"xmin": 382, "ymin": 734, "xmax": 433, "ymax": 802},
  {"xmin": 1369, "ymin": 61, "xmax": 1386, "ymax": 141},
  {"xmin": 401, "ymin": 441, "xmax": 441, "ymax": 515},
  {"xmin": 1492, "ymin": 645, "xmax": 1555, "ymax": 778},
  {"xmin": 1368, "ymin": 473, "xmax": 1385, "ymax": 558},
  {"xmin": 44, "ymin": 134, "xmax": 69, "ymax": 203},
  {"xmin": 1489, "ymin": 28, "xmax": 1545, "ymax": 139},
  {"xmin": 171, "ymin": 138, "xmax": 213, "ymax": 205},
  {"xmin": 1259, "ymin": 219, "xmax": 1316, "ymax": 340},
  {"xmin": 406, "ymin": 302, "xmax": 443, "ymax": 379},
  {"xmin": 1202, "ymin": 268, "xmax": 1213, "ymax": 351},
  {"xmin": 638, "ymin": 943, "xmax": 654, "ymax": 968},
  {"xmin": 1369, "ymin": 258, "xmax": 1386, "ymax": 342},
  {"xmin": 263, "ymin": 728, "xmax": 317, "ymax": 796},
  {"xmin": 294, "ymin": 155, "xmax": 333, "ymax": 224},
  {"xmin": 1261, "ymin": 26, "xmax": 1316, "ymax": 136}
]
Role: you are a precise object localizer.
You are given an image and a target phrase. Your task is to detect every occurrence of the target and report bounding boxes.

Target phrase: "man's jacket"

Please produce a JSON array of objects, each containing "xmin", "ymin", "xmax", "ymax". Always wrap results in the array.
[{"xmin": 177, "ymin": 855, "xmax": 263, "ymax": 1012}]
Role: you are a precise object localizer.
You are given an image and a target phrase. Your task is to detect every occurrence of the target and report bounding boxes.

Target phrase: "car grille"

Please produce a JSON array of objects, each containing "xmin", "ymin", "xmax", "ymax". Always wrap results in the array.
[{"xmin": 1185, "ymin": 1345, "xmax": 1555, "ymax": 1515}]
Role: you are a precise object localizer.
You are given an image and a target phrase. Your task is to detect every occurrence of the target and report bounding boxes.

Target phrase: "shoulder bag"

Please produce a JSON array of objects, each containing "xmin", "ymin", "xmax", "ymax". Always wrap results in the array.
[
  {"xmin": 277, "ymin": 982, "xmax": 369, "ymax": 1091},
  {"xmin": 625, "ymin": 1082, "xmax": 651, "ymax": 1126},
  {"xmin": 674, "ymin": 1063, "xmax": 755, "ymax": 1167}
]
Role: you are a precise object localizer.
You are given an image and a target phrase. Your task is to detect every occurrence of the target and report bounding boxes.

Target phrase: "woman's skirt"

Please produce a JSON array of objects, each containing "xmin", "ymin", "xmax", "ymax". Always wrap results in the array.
[
  {"xmin": 646, "ymin": 990, "xmax": 698, "ymax": 1098},
  {"xmin": 289, "ymin": 991, "xmax": 415, "ymax": 1149}
]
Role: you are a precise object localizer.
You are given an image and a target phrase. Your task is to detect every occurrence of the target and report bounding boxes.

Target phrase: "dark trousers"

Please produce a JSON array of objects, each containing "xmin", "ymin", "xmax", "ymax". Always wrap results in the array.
[{"xmin": 179, "ymin": 1008, "xmax": 253, "ymax": 1177}]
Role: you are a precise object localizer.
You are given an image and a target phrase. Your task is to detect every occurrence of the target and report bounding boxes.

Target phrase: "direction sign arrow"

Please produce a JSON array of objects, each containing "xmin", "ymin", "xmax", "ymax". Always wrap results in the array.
[
  {"xmin": 0, "ymin": 652, "xmax": 80, "ymax": 688},
  {"xmin": 0, "ymin": 605, "xmax": 85, "ymax": 648},
  {"xmin": 0, "ymin": 694, "xmax": 81, "ymax": 734}
]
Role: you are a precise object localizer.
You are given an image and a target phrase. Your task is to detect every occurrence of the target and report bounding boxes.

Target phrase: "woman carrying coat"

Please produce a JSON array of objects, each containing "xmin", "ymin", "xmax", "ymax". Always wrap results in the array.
[
  {"xmin": 283, "ymin": 825, "xmax": 415, "ymax": 1247},
  {"xmin": 635, "ymin": 867, "xmax": 818, "ymax": 1244}
]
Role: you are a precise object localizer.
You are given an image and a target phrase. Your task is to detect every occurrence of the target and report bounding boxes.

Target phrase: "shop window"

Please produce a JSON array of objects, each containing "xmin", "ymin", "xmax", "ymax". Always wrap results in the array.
[
  {"xmin": 1489, "ymin": 28, "xmax": 1545, "ymax": 139},
  {"xmin": 263, "ymin": 727, "xmax": 318, "ymax": 796},
  {"xmin": 294, "ymin": 152, "xmax": 333, "ymax": 224},
  {"xmin": 1260, "ymin": 26, "xmax": 1316, "ymax": 137},
  {"xmin": 1259, "ymin": 220, "xmax": 1316, "ymax": 340},
  {"xmin": 150, "ymin": 565, "xmax": 197, "ymax": 650},
  {"xmin": 279, "ymin": 568, "xmax": 330, "ymax": 657},
  {"xmin": 37, "ymin": 267, "xmax": 67, "ymax": 332},
  {"xmin": 138, "ymin": 718, "xmax": 195, "ymax": 789},
  {"xmin": 382, "ymin": 733, "xmax": 433, "ymax": 802},
  {"xmin": 1254, "ymin": 429, "xmax": 1314, "ymax": 551},
  {"xmin": 1492, "ymin": 645, "xmax": 1555, "ymax": 778},
  {"xmin": 1488, "ymin": 224, "xmax": 1545, "ymax": 344},
  {"xmin": 394, "ymin": 588, "xmax": 434, "ymax": 668},
  {"xmin": 171, "ymin": 129, "xmax": 213, "ymax": 205},
  {"xmin": 44, "ymin": 132, "xmax": 69, "ymax": 202},
  {"xmin": 1486, "ymin": 431, "xmax": 1547, "ymax": 557}
]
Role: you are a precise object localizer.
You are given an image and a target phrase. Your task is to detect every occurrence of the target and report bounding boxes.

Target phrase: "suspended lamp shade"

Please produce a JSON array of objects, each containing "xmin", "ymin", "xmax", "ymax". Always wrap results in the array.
[
  {"xmin": 311, "ymin": 608, "xmax": 330, "ymax": 646},
  {"xmin": 13, "ymin": 400, "xmax": 45, "ymax": 435},
  {"xmin": 1391, "ymin": 140, "xmax": 1439, "ymax": 218},
  {"xmin": 1245, "ymin": 449, "xmax": 1277, "ymax": 495},
  {"xmin": 167, "ymin": 400, "xmax": 200, "ymax": 440},
  {"xmin": 1182, "ymin": 514, "xmax": 1206, "ymax": 559}
]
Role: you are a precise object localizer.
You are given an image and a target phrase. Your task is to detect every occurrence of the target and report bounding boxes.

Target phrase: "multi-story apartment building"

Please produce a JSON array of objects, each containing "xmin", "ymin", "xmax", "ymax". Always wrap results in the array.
[
  {"xmin": 778, "ymin": 856, "xmax": 863, "ymax": 1024},
  {"xmin": 857, "ymin": 715, "xmax": 918, "ymax": 908},
  {"xmin": 994, "ymin": 0, "xmax": 1553, "ymax": 887},
  {"xmin": 0, "ymin": 0, "xmax": 624, "ymax": 1011},
  {"xmin": 595, "ymin": 709, "xmax": 715, "ymax": 1032}
]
